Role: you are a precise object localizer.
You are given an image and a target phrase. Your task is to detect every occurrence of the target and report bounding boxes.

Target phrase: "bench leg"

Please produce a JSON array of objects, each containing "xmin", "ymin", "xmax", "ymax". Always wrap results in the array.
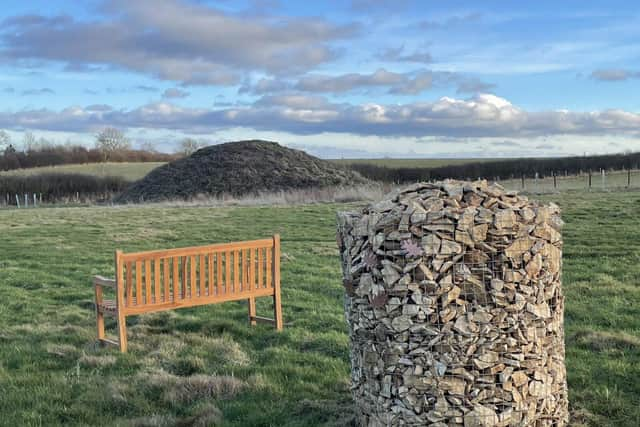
[
  {"xmin": 94, "ymin": 285, "xmax": 106, "ymax": 341},
  {"xmin": 273, "ymin": 290, "xmax": 283, "ymax": 331},
  {"xmin": 248, "ymin": 297, "xmax": 257, "ymax": 326},
  {"xmin": 117, "ymin": 311, "xmax": 128, "ymax": 353}
]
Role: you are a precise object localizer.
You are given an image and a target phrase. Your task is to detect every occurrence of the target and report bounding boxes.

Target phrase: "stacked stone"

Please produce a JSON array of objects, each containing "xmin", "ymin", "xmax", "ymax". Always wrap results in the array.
[{"xmin": 337, "ymin": 180, "xmax": 568, "ymax": 427}]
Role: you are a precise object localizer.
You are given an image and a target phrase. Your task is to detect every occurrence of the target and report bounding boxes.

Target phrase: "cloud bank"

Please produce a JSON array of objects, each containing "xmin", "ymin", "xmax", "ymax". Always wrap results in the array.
[{"xmin": 1, "ymin": 94, "xmax": 638, "ymax": 139}]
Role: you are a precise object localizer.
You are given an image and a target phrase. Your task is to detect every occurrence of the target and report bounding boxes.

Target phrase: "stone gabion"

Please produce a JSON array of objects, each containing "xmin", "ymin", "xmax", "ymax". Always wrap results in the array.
[{"xmin": 337, "ymin": 180, "xmax": 568, "ymax": 426}]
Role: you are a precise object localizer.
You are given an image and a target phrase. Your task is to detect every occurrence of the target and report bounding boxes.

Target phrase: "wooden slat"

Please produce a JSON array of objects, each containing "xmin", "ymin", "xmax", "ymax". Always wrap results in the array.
[
  {"xmin": 181, "ymin": 257, "xmax": 187, "ymax": 299},
  {"xmin": 173, "ymin": 257, "xmax": 179, "ymax": 302},
  {"xmin": 273, "ymin": 234, "xmax": 283, "ymax": 330},
  {"xmin": 199, "ymin": 254, "xmax": 206, "ymax": 297},
  {"xmin": 249, "ymin": 248, "xmax": 255, "ymax": 292},
  {"xmin": 163, "ymin": 258, "xmax": 170, "ymax": 302},
  {"xmin": 234, "ymin": 250, "xmax": 240, "ymax": 293},
  {"xmin": 190, "ymin": 255, "xmax": 197, "ymax": 298},
  {"xmin": 216, "ymin": 252, "xmax": 222, "ymax": 296},
  {"xmin": 225, "ymin": 251, "xmax": 231, "ymax": 295},
  {"xmin": 258, "ymin": 248, "xmax": 263, "ymax": 289},
  {"xmin": 266, "ymin": 247, "xmax": 272, "ymax": 288},
  {"xmin": 154, "ymin": 258, "xmax": 161, "ymax": 304},
  {"xmin": 122, "ymin": 238, "xmax": 274, "ymax": 262},
  {"xmin": 208, "ymin": 253, "xmax": 214, "ymax": 297},
  {"xmin": 125, "ymin": 262, "xmax": 133, "ymax": 304},
  {"xmin": 135, "ymin": 261, "xmax": 142, "ymax": 305},
  {"xmin": 144, "ymin": 259, "xmax": 152, "ymax": 304}
]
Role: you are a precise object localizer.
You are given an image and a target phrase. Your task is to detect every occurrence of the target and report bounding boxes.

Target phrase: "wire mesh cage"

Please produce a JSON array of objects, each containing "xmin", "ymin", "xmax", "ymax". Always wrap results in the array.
[{"xmin": 337, "ymin": 180, "xmax": 568, "ymax": 427}]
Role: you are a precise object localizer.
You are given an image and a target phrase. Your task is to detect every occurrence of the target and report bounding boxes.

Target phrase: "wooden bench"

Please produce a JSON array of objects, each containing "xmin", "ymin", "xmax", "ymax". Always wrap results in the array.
[{"xmin": 94, "ymin": 235, "xmax": 283, "ymax": 352}]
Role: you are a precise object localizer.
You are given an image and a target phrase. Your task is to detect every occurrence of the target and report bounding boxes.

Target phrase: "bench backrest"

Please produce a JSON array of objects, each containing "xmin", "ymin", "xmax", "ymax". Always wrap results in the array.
[{"xmin": 114, "ymin": 235, "xmax": 280, "ymax": 315}]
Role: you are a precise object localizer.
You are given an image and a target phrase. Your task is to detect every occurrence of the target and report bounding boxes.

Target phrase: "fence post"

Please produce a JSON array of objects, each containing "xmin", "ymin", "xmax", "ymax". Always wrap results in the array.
[
  {"xmin": 628, "ymin": 169, "xmax": 631, "ymax": 188},
  {"xmin": 553, "ymin": 172, "xmax": 557, "ymax": 189},
  {"xmin": 601, "ymin": 169, "xmax": 605, "ymax": 190},
  {"xmin": 521, "ymin": 175, "xmax": 525, "ymax": 189},
  {"xmin": 15, "ymin": 194, "xmax": 20, "ymax": 208},
  {"xmin": 24, "ymin": 194, "xmax": 28, "ymax": 208},
  {"xmin": 588, "ymin": 170, "xmax": 592, "ymax": 189},
  {"xmin": 33, "ymin": 193, "xmax": 37, "ymax": 207}
]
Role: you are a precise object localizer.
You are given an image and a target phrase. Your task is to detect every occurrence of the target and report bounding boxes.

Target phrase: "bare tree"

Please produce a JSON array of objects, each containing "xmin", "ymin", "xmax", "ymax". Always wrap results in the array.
[
  {"xmin": 0, "ymin": 129, "xmax": 10, "ymax": 153},
  {"xmin": 95, "ymin": 127, "xmax": 130, "ymax": 161},
  {"xmin": 139, "ymin": 140, "xmax": 157, "ymax": 153},
  {"xmin": 22, "ymin": 131, "xmax": 37, "ymax": 151},
  {"xmin": 180, "ymin": 137, "xmax": 204, "ymax": 156}
]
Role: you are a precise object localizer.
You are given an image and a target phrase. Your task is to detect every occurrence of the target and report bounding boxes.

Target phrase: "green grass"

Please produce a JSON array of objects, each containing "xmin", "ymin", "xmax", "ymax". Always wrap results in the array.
[
  {"xmin": 0, "ymin": 162, "xmax": 165, "ymax": 181},
  {"xmin": 0, "ymin": 190, "xmax": 639, "ymax": 425}
]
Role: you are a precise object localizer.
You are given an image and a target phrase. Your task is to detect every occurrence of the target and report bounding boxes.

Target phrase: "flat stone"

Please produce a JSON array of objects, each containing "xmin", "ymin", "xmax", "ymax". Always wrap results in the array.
[
  {"xmin": 391, "ymin": 315, "xmax": 413, "ymax": 332},
  {"xmin": 463, "ymin": 405, "xmax": 499, "ymax": 427},
  {"xmin": 421, "ymin": 234, "xmax": 441, "ymax": 255},
  {"xmin": 526, "ymin": 302, "xmax": 551, "ymax": 319},
  {"xmin": 440, "ymin": 239, "xmax": 462, "ymax": 255},
  {"xmin": 504, "ymin": 237, "xmax": 535, "ymax": 259}
]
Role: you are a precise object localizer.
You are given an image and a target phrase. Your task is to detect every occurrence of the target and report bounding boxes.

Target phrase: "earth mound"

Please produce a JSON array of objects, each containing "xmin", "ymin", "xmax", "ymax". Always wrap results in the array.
[{"xmin": 116, "ymin": 140, "xmax": 368, "ymax": 202}]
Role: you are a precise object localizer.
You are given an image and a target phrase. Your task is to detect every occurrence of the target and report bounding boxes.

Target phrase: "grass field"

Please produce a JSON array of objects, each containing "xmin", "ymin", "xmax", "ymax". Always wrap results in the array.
[
  {"xmin": 1, "ymin": 190, "xmax": 639, "ymax": 426},
  {"xmin": 331, "ymin": 158, "xmax": 497, "ymax": 168},
  {"xmin": 0, "ymin": 162, "xmax": 165, "ymax": 181}
]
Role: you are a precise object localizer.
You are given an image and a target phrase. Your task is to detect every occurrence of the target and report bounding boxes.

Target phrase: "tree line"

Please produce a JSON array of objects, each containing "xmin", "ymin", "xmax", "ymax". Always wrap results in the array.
[
  {"xmin": 0, "ymin": 128, "xmax": 207, "ymax": 171},
  {"xmin": 348, "ymin": 151, "xmax": 640, "ymax": 183}
]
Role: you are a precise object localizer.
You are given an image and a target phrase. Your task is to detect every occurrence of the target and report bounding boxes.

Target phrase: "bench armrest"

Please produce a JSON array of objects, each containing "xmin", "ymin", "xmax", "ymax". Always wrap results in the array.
[{"xmin": 94, "ymin": 275, "xmax": 116, "ymax": 289}]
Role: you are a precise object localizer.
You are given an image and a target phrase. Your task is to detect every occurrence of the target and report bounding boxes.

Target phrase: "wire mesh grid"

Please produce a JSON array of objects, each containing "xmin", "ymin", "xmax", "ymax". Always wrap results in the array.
[{"xmin": 338, "ymin": 185, "xmax": 568, "ymax": 426}]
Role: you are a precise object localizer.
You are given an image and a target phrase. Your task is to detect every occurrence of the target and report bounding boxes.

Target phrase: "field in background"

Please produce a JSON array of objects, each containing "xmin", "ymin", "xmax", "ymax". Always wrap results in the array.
[
  {"xmin": 500, "ymin": 169, "xmax": 637, "ymax": 192},
  {"xmin": 0, "ymin": 162, "xmax": 165, "ymax": 181},
  {"xmin": 332, "ymin": 158, "xmax": 494, "ymax": 168},
  {"xmin": 0, "ymin": 189, "xmax": 639, "ymax": 426}
]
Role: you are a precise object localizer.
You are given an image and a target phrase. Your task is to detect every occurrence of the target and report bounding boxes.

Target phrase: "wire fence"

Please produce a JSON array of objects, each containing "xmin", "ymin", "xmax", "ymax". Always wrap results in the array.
[{"xmin": 495, "ymin": 169, "xmax": 637, "ymax": 193}]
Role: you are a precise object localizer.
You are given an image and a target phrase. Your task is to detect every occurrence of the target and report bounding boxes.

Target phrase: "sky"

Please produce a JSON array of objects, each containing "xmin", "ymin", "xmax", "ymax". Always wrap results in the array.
[{"xmin": 0, "ymin": 0, "xmax": 639, "ymax": 158}]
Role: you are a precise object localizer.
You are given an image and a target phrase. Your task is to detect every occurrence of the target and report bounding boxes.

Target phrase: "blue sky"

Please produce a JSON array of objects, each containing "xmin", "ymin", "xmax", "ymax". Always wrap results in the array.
[{"xmin": 0, "ymin": 0, "xmax": 639, "ymax": 157}]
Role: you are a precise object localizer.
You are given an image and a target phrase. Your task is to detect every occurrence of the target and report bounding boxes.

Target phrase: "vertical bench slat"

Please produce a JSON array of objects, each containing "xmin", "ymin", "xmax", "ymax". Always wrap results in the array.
[
  {"xmin": 181, "ymin": 257, "xmax": 187, "ymax": 299},
  {"xmin": 234, "ymin": 250, "xmax": 240, "ymax": 293},
  {"xmin": 190, "ymin": 255, "xmax": 196, "ymax": 298},
  {"xmin": 208, "ymin": 253, "xmax": 214, "ymax": 297},
  {"xmin": 249, "ymin": 248, "xmax": 256, "ymax": 292},
  {"xmin": 217, "ymin": 252, "xmax": 223, "ymax": 296},
  {"xmin": 145, "ymin": 259, "xmax": 152, "ymax": 304},
  {"xmin": 154, "ymin": 258, "xmax": 161, "ymax": 304},
  {"xmin": 173, "ymin": 257, "xmax": 180, "ymax": 301},
  {"xmin": 225, "ymin": 250, "xmax": 231, "ymax": 295},
  {"xmin": 243, "ymin": 250, "xmax": 249, "ymax": 292},
  {"xmin": 135, "ymin": 260, "xmax": 142, "ymax": 305},
  {"xmin": 258, "ymin": 247, "xmax": 263, "ymax": 289},
  {"xmin": 266, "ymin": 247, "xmax": 272, "ymax": 289},
  {"xmin": 199, "ymin": 254, "xmax": 206, "ymax": 297},
  {"xmin": 126, "ymin": 261, "xmax": 133, "ymax": 306},
  {"xmin": 163, "ymin": 257, "xmax": 170, "ymax": 302}
]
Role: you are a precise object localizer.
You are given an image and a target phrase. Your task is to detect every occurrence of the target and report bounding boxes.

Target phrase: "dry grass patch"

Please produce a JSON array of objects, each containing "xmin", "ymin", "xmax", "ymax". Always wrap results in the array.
[
  {"xmin": 78, "ymin": 353, "xmax": 117, "ymax": 368},
  {"xmin": 46, "ymin": 343, "xmax": 80, "ymax": 359},
  {"xmin": 143, "ymin": 370, "xmax": 246, "ymax": 404},
  {"xmin": 186, "ymin": 334, "xmax": 251, "ymax": 367}
]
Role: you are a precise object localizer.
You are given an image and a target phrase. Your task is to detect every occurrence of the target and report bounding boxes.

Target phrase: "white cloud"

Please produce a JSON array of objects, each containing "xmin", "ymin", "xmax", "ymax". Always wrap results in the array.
[
  {"xmin": 0, "ymin": 0, "xmax": 358, "ymax": 85},
  {"xmin": 1, "ymin": 94, "xmax": 638, "ymax": 141}
]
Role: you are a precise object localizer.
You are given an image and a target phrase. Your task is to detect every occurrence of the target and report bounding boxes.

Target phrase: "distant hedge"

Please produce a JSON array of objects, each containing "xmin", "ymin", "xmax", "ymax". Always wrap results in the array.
[
  {"xmin": 349, "ymin": 152, "xmax": 640, "ymax": 183},
  {"xmin": 0, "ymin": 173, "xmax": 128, "ymax": 202},
  {"xmin": 0, "ymin": 145, "xmax": 178, "ymax": 171}
]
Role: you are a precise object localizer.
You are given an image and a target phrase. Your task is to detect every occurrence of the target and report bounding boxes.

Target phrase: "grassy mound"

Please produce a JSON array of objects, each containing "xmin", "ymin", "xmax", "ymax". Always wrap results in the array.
[{"xmin": 117, "ymin": 140, "xmax": 367, "ymax": 203}]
